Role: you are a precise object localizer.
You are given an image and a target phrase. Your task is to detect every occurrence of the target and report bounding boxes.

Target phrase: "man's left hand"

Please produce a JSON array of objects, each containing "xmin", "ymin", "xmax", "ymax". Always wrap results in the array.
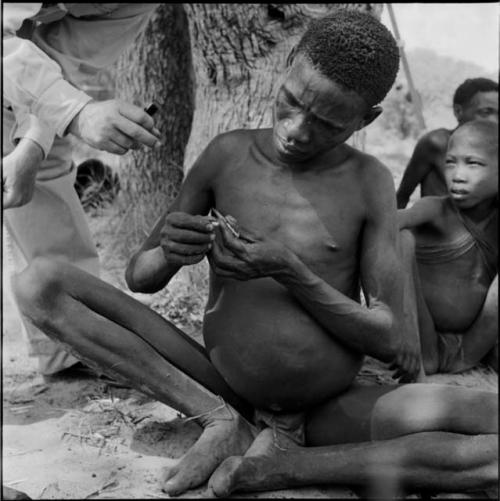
[
  {"xmin": 208, "ymin": 216, "xmax": 293, "ymax": 280},
  {"xmin": 389, "ymin": 330, "xmax": 423, "ymax": 383},
  {"xmin": 2, "ymin": 138, "xmax": 44, "ymax": 209}
]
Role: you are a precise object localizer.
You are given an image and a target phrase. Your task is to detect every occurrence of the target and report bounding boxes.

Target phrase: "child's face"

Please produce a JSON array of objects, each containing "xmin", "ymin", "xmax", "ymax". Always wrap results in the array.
[
  {"xmin": 272, "ymin": 55, "xmax": 376, "ymax": 163},
  {"xmin": 455, "ymin": 91, "xmax": 498, "ymax": 124},
  {"xmin": 444, "ymin": 129, "xmax": 498, "ymax": 209}
]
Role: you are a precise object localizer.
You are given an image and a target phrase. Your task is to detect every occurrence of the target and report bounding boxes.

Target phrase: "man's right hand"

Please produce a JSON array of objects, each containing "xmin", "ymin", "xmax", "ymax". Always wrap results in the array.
[
  {"xmin": 160, "ymin": 212, "xmax": 216, "ymax": 266},
  {"xmin": 2, "ymin": 138, "xmax": 43, "ymax": 209},
  {"xmin": 68, "ymin": 99, "xmax": 162, "ymax": 155}
]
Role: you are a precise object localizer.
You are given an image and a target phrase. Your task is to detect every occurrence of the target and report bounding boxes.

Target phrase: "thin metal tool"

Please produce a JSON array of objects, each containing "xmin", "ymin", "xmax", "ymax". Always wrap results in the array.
[{"xmin": 210, "ymin": 208, "xmax": 240, "ymax": 238}]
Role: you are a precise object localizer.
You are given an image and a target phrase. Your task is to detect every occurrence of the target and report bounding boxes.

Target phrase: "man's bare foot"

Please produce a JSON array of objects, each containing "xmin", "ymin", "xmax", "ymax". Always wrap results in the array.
[
  {"xmin": 208, "ymin": 427, "xmax": 301, "ymax": 497},
  {"xmin": 161, "ymin": 407, "xmax": 256, "ymax": 496}
]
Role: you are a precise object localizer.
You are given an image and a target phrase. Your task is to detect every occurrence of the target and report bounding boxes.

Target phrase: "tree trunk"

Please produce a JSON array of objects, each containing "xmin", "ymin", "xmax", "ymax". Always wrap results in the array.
[
  {"xmin": 183, "ymin": 3, "xmax": 383, "ymax": 169},
  {"xmin": 114, "ymin": 4, "xmax": 194, "ymax": 252}
]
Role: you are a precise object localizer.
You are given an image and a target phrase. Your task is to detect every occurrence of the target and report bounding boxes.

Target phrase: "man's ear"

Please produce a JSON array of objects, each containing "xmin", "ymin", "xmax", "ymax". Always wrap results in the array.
[
  {"xmin": 453, "ymin": 104, "xmax": 463, "ymax": 122},
  {"xmin": 357, "ymin": 106, "xmax": 382, "ymax": 130},
  {"xmin": 286, "ymin": 45, "xmax": 298, "ymax": 68}
]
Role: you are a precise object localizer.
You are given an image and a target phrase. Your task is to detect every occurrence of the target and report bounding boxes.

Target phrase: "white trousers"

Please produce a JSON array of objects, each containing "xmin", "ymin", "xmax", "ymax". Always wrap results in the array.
[{"xmin": 3, "ymin": 108, "xmax": 100, "ymax": 374}]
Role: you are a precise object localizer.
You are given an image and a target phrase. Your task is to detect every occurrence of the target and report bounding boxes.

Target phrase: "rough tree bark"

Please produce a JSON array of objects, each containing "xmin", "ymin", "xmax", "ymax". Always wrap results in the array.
[{"xmin": 114, "ymin": 4, "xmax": 194, "ymax": 209}]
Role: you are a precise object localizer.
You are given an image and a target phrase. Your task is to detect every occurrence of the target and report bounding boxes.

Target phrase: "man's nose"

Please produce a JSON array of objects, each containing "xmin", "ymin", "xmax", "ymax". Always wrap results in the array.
[{"xmin": 283, "ymin": 114, "xmax": 311, "ymax": 144}]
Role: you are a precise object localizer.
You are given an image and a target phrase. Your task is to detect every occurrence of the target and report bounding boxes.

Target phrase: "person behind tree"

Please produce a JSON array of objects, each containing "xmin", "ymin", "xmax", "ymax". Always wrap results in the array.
[
  {"xmin": 396, "ymin": 77, "xmax": 498, "ymax": 209},
  {"xmin": 12, "ymin": 11, "xmax": 497, "ymax": 497},
  {"xmin": 399, "ymin": 120, "xmax": 498, "ymax": 375}
]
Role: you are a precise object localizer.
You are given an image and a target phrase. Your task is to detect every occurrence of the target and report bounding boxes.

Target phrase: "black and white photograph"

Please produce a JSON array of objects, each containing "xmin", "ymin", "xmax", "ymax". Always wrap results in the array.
[{"xmin": 2, "ymin": 3, "xmax": 498, "ymax": 499}]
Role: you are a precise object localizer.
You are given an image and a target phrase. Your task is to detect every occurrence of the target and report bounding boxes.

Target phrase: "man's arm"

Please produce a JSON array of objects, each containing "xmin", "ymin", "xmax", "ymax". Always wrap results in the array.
[
  {"xmin": 279, "ymin": 164, "xmax": 407, "ymax": 363},
  {"xmin": 3, "ymin": 3, "xmax": 160, "ymax": 153},
  {"xmin": 439, "ymin": 275, "xmax": 498, "ymax": 373},
  {"xmin": 396, "ymin": 133, "xmax": 441, "ymax": 209},
  {"xmin": 125, "ymin": 136, "xmax": 226, "ymax": 293}
]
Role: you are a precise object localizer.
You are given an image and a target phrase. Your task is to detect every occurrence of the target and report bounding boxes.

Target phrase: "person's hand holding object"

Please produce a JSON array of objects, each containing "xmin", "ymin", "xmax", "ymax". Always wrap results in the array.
[
  {"xmin": 160, "ymin": 212, "xmax": 217, "ymax": 266},
  {"xmin": 68, "ymin": 99, "xmax": 162, "ymax": 154}
]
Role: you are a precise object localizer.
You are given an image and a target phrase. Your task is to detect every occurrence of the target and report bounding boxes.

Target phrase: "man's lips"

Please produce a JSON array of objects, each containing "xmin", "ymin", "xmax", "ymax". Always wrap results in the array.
[{"xmin": 276, "ymin": 136, "xmax": 307, "ymax": 156}]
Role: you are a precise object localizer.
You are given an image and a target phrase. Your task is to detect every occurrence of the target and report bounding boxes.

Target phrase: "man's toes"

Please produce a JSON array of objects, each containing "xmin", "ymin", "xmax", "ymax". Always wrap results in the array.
[
  {"xmin": 208, "ymin": 456, "xmax": 245, "ymax": 497},
  {"xmin": 161, "ymin": 461, "xmax": 179, "ymax": 484}
]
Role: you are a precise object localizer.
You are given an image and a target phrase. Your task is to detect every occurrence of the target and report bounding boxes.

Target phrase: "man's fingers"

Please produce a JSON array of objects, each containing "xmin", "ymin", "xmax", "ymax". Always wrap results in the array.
[
  {"xmin": 168, "ymin": 251, "xmax": 206, "ymax": 266},
  {"xmin": 219, "ymin": 222, "xmax": 248, "ymax": 254},
  {"xmin": 168, "ymin": 213, "xmax": 215, "ymax": 233},
  {"xmin": 106, "ymin": 138, "xmax": 129, "ymax": 156},
  {"xmin": 166, "ymin": 228, "xmax": 214, "ymax": 244},
  {"xmin": 117, "ymin": 101, "xmax": 156, "ymax": 131},
  {"xmin": 163, "ymin": 241, "xmax": 211, "ymax": 256},
  {"xmin": 115, "ymin": 116, "xmax": 161, "ymax": 148}
]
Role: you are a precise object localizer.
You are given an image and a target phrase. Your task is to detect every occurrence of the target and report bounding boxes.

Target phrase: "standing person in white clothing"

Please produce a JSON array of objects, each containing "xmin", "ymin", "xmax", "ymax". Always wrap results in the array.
[{"xmin": 2, "ymin": 3, "xmax": 160, "ymax": 376}]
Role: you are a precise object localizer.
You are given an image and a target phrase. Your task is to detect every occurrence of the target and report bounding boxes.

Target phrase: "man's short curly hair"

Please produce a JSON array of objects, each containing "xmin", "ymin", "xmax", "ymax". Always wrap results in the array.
[
  {"xmin": 295, "ymin": 10, "xmax": 400, "ymax": 107},
  {"xmin": 453, "ymin": 78, "xmax": 498, "ymax": 106}
]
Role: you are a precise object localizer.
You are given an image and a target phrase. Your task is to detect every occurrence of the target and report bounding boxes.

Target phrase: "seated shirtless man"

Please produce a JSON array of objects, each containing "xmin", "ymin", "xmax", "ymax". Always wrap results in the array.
[
  {"xmin": 12, "ymin": 11, "xmax": 497, "ymax": 497},
  {"xmin": 399, "ymin": 120, "xmax": 498, "ymax": 375},
  {"xmin": 396, "ymin": 78, "xmax": 498, "ymax": 209}
]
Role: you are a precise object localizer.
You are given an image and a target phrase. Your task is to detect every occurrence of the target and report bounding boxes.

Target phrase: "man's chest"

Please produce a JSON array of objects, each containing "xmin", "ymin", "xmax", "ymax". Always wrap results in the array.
[{"xmin": 214, "ymin": 167, "xmax": 365, "ymax": 263}]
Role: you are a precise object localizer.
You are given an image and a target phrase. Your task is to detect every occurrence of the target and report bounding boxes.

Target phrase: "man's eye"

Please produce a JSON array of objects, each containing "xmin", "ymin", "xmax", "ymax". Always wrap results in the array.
[{"xmin": 318, "ymin": 119, "xmax": 339, "ymax": 132}]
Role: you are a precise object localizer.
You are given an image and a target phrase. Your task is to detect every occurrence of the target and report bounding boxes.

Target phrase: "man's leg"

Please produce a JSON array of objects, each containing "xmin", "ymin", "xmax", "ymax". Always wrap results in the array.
[
  {"xmin": 209, "ymin": 383, "xmax": 497, "ymax": 496},
  {"xmin": 12, "ymin": 258, "xmax": 256, "ymax": 495}
]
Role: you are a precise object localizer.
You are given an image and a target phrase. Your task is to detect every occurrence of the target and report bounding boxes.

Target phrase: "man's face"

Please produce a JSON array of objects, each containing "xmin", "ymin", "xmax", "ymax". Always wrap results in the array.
[
  {"xmin": 444, "ymin": 129, "xmax": 498, "ymax": 209},
  {"xmin": 455, "ymin": 91, "xmax": 498, "ymax": 124},
  {"xmin": 272, "ymin": 56, "xmax": 372, "ymax": 163}
]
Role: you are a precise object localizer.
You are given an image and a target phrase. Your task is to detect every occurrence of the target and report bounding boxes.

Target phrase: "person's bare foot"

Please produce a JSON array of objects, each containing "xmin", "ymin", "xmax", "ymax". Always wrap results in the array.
[
  {"xmin": 161, "ymin": 406, "xmax": 257, "ymax": 496},
  {"xmin": 208, "ymin": 426, "xmax": 301, "ymax": 497}
]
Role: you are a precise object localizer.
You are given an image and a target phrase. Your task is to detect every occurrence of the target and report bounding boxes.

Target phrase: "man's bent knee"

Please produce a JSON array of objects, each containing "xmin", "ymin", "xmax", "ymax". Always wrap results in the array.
[{"xmin": 12, "ymin": 257, "xmax": 65, "ymax": 317}]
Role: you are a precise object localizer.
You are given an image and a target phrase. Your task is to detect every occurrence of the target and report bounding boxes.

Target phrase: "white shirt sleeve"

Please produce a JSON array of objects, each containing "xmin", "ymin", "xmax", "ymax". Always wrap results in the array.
[{"xmin": 3, "ymin": 3, "xmax": 158, "ymax": 140}]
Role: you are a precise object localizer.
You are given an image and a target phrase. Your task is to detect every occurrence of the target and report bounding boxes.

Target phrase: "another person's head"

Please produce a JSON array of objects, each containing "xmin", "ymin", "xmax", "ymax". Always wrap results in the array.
[
  {"xmin": 272, "ymin": 10, "xmax": 399, "ymax": 163},
  {"xmin": 445, "ymin": 120, "xmax": 498, "ymax": 209},
  {"xmin": 452, "ymin": 78, "xmax": 498, "ymax": 125}
]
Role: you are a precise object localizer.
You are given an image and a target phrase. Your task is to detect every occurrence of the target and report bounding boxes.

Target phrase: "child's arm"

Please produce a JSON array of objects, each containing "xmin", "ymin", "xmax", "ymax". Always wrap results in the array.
[
  {"xmin": 397, "ymin": 196, "xmax": 445, "ymax": 230},
  {"xmin": 439, "ymin": 275, "xmax": 498, "ymax": 373}
]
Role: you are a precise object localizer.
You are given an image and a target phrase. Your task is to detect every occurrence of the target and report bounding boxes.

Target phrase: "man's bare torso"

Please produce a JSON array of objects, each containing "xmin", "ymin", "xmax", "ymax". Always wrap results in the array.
[{"xmin": 202, "ymin": 129, "xmax": 371, "ymax": 412}]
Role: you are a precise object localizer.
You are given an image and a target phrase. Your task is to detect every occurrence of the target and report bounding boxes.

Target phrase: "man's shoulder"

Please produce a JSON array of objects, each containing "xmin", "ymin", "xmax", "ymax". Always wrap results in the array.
[
  {"xmin": 421, "ymin": 128, "xmax": 452, "ymax": 151},
  {"xmin": 354, "ymin": 149, "xmax": 393, "ymax": 183},
  {"xmin": 209, "ymin": 128, "xmax": 258, "ymax": 151}
]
